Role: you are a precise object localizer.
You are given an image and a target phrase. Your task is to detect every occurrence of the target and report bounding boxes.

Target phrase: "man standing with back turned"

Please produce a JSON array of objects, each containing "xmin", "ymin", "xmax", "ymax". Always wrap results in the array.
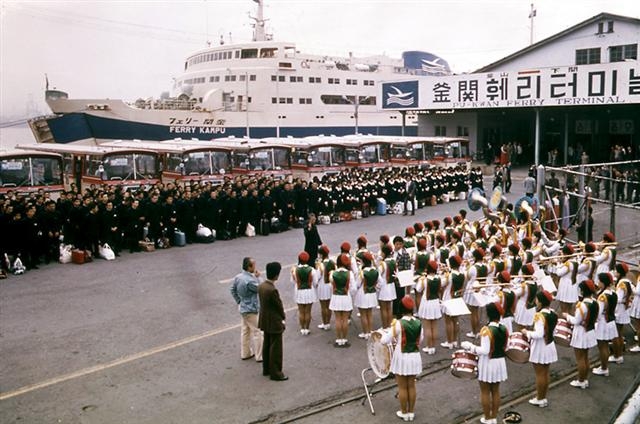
[
  {"xmin": 258, "ymin": 262, "xmax": 288, "ymax": 381},
  {"xmin": 231, "ymin": 257, "xmax": 263, "ymax": 362}
]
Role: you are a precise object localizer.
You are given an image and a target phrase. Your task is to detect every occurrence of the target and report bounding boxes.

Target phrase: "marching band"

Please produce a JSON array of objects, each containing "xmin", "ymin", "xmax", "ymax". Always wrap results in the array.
[{"xmin": 288, "ymin": 188, "xmax": 639, "ymax": 422}]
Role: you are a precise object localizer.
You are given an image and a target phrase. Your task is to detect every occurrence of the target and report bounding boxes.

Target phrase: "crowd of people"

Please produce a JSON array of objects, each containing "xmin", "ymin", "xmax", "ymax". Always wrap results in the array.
[
  {"xmin": 231, "ymin": 195, "xmax": 640, "ymax": 423},
  {"xmin": 0, "ymin": 164, "xmax": 480, "ymax": 277}
]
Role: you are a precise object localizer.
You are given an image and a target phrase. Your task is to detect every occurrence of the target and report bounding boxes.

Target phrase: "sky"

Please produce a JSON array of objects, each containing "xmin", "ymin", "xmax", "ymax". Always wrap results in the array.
[{"xmin": 1, "ymin": 0, "xmax": 639, "ymax": 123}]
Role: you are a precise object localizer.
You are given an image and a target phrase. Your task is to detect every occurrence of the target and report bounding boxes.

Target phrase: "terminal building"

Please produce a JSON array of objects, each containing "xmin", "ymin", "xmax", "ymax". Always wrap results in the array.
[{"xmin": 381, "ymin": 12, "xmax": 640, "ymax": 165}]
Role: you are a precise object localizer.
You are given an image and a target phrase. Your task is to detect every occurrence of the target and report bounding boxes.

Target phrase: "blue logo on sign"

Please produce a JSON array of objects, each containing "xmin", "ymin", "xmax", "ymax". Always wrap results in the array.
[{"xmin": 382, "ymin": 81, "xmax": 419, "ymax": 109}]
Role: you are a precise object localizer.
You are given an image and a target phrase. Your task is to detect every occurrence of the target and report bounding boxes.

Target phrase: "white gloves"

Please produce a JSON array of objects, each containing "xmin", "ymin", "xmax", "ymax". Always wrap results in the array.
[{"xmin": 461, "ymin": 341, "xmax": 475, "ymax": 352}]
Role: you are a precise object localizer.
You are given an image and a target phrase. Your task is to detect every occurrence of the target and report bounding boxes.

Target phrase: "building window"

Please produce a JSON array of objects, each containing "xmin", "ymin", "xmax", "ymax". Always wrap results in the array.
[
  {"xmin": 435, "ymin": 126, "xmax": 447, "ymax": 136},
  {"xmin": 607, "ymin": 20, "xmax": 614, "ymax": 33},
  {"xmin": 457, "ymin": 126, "xmax": 469, "ymax": 137},
  {"xmin": 224, "ymin": 75, "xmax": 237, "ymax": 82},
  {"xmin": 272, "ymin": 97, "xmax": 277, "ymax": 104},
  {"xmin": 299, "ymin": 98, "xmax": 312, "ymax": 104},
  {"xmin": 610, "ymin": 44, "xmax": 637, "ymax": 62},
  {"xmin": 271, "ymin": 75, "xmax": 277, "ymax": 82},
  {"xmin": 309, "ymin": 77, "xmax": 321, "ymax": 83},
  {"xmin": 249, "ymin": 74, "xmax": 256, "ymax": 81},
  {"xmin": 576, "ymin": 48, "xmax": 600, "ymax": 65},
  {"xmin": 346, "ymin": 79, "xmax": 357, "ymax": 85},
  {"xmin": 363, "ymin": 80, "xmax": 374, "ymax": 86},
  {"xmin": 239, "ymin": 74, "xmax": 246, "ymax": 82},
  {"xmin": 328, "ymin": 78, "xmax": 340, "ymax": 84}
]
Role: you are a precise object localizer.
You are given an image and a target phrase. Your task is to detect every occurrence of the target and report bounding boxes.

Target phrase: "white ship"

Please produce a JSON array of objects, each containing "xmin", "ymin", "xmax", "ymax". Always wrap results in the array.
[{"xmin": 31, "ymin": 1, "xmax": 451, "ymax": 144}]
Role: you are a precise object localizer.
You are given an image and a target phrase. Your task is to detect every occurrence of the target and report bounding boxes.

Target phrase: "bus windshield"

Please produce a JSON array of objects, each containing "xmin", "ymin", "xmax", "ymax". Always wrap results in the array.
[{"xmin": 0, "ymin": 156, "xmax": 62, "ymax": 188}]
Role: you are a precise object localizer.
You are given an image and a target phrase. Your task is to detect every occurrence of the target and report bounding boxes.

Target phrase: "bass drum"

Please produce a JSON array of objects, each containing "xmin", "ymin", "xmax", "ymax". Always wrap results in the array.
[
  {"xmin": 367, "ymin": 329, "xmax": 394, "ymax": 379},
  {"xmin": 451, "ymin": 349, "xmax": 478, "ymax": 379}
]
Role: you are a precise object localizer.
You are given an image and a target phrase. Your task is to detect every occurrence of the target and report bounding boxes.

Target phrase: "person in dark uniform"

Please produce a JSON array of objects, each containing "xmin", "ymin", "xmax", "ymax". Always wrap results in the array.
[
  {"xmin": 145, "ymin": 193, "xmax": 164, "ymax": 247},
  {"xmin": 403, "ymin": 176, "xmax": 416, "ymax": 216},
  {"xmin": 303, "ymin": 213, "xmax": 322, "ymax": 265},
  {"xmin": 258, "ymin": 261, "xmax": 287, "ymax": 381},
  {"xmin": 100, "ymin": 200, "xmax": 121, "ymax": 256},
  {"xmin": 40, "ymin": 200, "xmax": 62, "ymax": 263}
]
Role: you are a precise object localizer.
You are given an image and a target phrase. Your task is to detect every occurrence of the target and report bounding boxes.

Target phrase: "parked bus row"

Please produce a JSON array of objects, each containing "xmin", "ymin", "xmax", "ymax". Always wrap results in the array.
[{"xmin": 5, "ymin": 135, "xmax": 469, "ymax": 195}]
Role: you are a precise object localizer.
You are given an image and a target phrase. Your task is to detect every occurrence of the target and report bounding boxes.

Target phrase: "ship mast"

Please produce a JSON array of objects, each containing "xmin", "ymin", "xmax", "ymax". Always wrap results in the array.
[{"xmin": 249, "ymin": 0, "xmax": 268, "ymax": 42}]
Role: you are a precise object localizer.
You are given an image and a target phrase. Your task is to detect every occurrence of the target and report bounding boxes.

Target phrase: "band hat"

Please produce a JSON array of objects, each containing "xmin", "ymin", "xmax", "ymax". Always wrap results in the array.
[
  {"xmin": 414, "ymin": 222, "xmax": 424, "ymax": 232},
  {"xmin": 444, "ymin": 216, "xmax": 453, "ymax": 226},
  {"xmin": 449, "ymin": 255, "xmax": 462, "ymax": 267},
  {"xmin": 522, "ymin": 237, "xmax": 532, "ymax": 248},
  {"xmin": 585, "ymin": 242, "xmax": 596, "ymax": 253},
  {"xmin": 338, "ymin": 253, "xmax": 351, "ymax": 268},
  {"xmin": 298, "ymin": 251, "xmax": 310, "ymax": 264},
  {"xmin": 597, "ymin": 272, "xmax": 613, "ymax": 286},
  {"xmin": 541, "ymin": 290, "xmax": 554, "ymax": 303},
  {"xmin": 362, "ymin": 251, "xmax": 374, "ymax": 263},
  {"xmin": 432, "ymin": 219, "xmax": 440, "ymax": 229},
  {"xmin": 357, "ymin": 235, "xmax": 367, "ymax": 245},
  {"xmin": 379, "ymin": 234, "xmax": 390, "ymax": 244},
  {"xmin": 436, "ymin": 234, "xmax": 445, "ymax": 243},
  {"xmin": 340, "ymin": 241, "xmax": 351, "ymax": 252},
  {"xmin": 424, "ymin": 221, "xmax": 433, "ymax": 230},
  {"xmin": 417, "ymin": 238, "xmax": 427, "ymax": 250},
  {"xmin": 401, "ymin": 295, "xmax": 415, "ymax": 311},
  {"xmin": 581, "ymin": 279, "xmax": 597, "ymax": 295},
  {"xmin": 562, "ymin": 244, "xmax": 574, "ymax": 255},
  {"xmin": 603, "ymin": 232, "xmax": 615, "ymax": 242},
  {"xmin": 319, "ymin": 245, "xmax": 330, "ymax": 255},
  {"xmin": 452, "ymin": 231, "xmax": 462, "ymax": 240},
  {"xmin": 427, "ymin": 260, "xmax": 439, "ymax": 273},
  {"xmin": 522, "ymin": 263, "xmax": 535, "ymax": 275},
  {"xmin": 498, "ymin": 270, "xmax": 511, "ymax": 283},
  {"xmin": 473, "ymin": 247, "xmax": 486, "ymax": 260},
  {"xmin": 453, "ymin": 215, "xmax": 462, "ymax": 224},
  {"xmin": 491, "ymin": 244, "xmax": 502, "ymax": 255},
  {"xmin": 616, "ymin": 262, "xmax": 629, "ymax": 275},
  {"xmin": 508, "ymin": 243, "xmax": 520, "ymax": 254}
]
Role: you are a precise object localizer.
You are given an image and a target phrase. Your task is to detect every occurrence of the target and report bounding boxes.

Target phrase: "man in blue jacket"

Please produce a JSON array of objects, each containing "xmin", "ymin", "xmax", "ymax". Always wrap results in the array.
[{"xmin": 231, "ymin": 257, "xmax": 263, "ymax": 362}]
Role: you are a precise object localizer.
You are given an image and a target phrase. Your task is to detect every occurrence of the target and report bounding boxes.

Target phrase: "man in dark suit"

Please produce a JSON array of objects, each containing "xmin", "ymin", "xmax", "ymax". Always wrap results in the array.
[
  {"xmin": 258, "ymin": 262, "xmax": 287, "ymax": 381},
  {"xmin": 403, "ymin": 175, "xmax": 416, "ymax": 216}
]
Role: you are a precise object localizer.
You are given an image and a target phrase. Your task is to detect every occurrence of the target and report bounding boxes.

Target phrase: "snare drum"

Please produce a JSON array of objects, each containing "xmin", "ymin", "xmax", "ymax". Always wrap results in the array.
[
  {"xmin": 505, "ymin": 332, "xmax": 530, "ymax": 363},
  {"xmin": 451, "ymin": 350, "xmax": 478, "ymax": 379},
  {"xmin": 553, "ymin": 318, "xmax": 573, "ymax": 347},
  {"xmin": 367, "ymin": 329, "xmax": 394, "ymax": 378}
]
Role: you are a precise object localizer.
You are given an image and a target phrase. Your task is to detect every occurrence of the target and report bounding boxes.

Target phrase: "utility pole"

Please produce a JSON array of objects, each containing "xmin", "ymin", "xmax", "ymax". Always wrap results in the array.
[{"xmin": 529, "ymin": 3, "xmax": 537, "ymax": 45}]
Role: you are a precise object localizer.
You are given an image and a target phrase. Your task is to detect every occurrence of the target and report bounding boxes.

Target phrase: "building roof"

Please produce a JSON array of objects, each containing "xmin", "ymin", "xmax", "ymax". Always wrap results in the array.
[{"xmin": 476, "ymin": 12, "xmax": 640, "ymax": 72}]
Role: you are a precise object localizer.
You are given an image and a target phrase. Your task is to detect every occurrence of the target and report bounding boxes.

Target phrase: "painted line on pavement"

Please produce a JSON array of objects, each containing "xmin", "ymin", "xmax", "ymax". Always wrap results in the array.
[{"xmin": 0, "ymin": 305, "xmax": 299, "ymax": 401}]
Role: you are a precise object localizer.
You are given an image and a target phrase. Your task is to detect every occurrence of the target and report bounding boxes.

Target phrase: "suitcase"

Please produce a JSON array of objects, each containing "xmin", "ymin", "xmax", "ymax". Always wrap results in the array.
[
  {"xmin": 376, "ymin": 198, "xmax": 387, "ymax": 216},
  {"xmin": 259, "ymin": 219, "xmax": 270, "ymax": 236},
  {"xmin": 139, "ymin": 241, "xmax": 155, "ymax": 252},
  {"xmin": 72, "ymin": 249, "xmax": 92, "ymax": 264},
  {"xmin": 173, "ymin": 230, "xmax": 186, "ymax": 247},
  {"xmin": 72, "ymin": 249, "xmax": 85, "ymax": 265}
]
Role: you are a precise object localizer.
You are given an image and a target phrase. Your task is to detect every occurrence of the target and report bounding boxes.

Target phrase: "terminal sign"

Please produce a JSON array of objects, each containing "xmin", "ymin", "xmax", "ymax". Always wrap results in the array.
[{"xmin": 382, "ymin": 62, "xmax": 640, "ymax": 110}]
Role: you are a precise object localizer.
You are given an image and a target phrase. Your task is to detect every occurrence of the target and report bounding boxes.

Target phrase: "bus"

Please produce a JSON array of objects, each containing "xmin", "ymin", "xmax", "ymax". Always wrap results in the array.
[
  {"xmin": 0, "ymin": 149, "xmax": 64, "ymax": 198},
  {"xmin": 106, "ymin": 139, "xmax": 241, "ymax": 185},
  {"xmin": 428, "ymin": 137, "xmax": 471, "ymax": 169},
  {"xmin": 16, "ymin": 144, "xmax": 161, "ymax": 192},
  {"xmin": 289, "ymin": 136, "xmax": 347, "ymax": 179}
]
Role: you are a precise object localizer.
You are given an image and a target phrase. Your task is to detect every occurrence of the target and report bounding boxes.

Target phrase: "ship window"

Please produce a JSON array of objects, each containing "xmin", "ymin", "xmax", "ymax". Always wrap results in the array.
[
  {"xmin": 278, "ymin": 75, "xmax": 285, "ymax": 82},
  {"xmin": 279, "ymin": 62, "xmax": 292, "ymax": 68},
  {"xmin": 224, "ymin": 75, "xmax": 237, "ymax": 82},
  {"xmin": 248, "ymin": 97, "xmax": 252, "ymax": 103},
  {"xmin": 286, "ymin": 98, "xmax": 293, "ymax": 104},
  {"xmin": 309, "ymin": 77, "xmax": 321, "ymax": 83},
  {"xmin": 260, "ymin": 48, "xmax": 277, "ymax": 58},
  {"xmin": 346, "ymin": 79, "xmax": 357, "ymax": 85},
  {"xmin": 289, "ymin": 76, "xmax": 303, "ymax": 82},
  {"xmin": 239, "ymin": 74, "xmax": 246, "ymax": 82},
  {"xmin": 241, "ymin": 49, "xmax": 258, "ymax": 59},
  {"xmin": 271, "ymin": 75, "xmax": 277, "ymax": 81},
  {"xmin": 272, "ymin": 97, "xmax": 277, "ymax": 104},
  {"xmin": 299, "ymin": 98, "xmax": 312, "ymax": 104},
  {"xmin": 320, "ymin": 95, "xmax": 352, "ymax": 105},
  {"xmin": 328, "ymin": 78, "xmax": 340, "ymax": 84},
  {"xmin": 235, "ymin": 50, "xmax": 240, "ymax": 58},
  {"xmin": 250, "ymin": 74, "xmax": 256, "ymax": 81}
]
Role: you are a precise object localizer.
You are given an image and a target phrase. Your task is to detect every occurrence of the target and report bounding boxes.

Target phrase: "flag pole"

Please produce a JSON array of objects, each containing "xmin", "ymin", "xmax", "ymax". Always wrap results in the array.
[{"xmin": 529, "ymin": 3, "xmax": 536, "ymax": 45}]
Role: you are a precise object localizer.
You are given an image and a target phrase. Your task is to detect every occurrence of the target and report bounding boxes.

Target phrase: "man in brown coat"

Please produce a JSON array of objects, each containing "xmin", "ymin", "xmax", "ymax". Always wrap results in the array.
[{"xmin": 258, "ymin": 262, "xmax": 287, "ymax": 381}]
